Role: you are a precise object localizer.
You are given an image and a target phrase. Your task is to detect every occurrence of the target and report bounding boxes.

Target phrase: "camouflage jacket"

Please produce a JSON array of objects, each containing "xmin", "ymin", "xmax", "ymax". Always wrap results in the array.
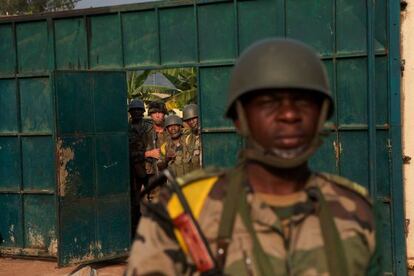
[
  {"xmin": 145, "ymin": 125, "xmax": 168, "ymax": 175},
  {"xmin": 161, "ymin": 135, "xmax": 198, "ymax": 178},
  {"xmin": 128, "ymin": 119, "xmax": 152, "ymax": 178},
  {"xmin": 183, "ymin": 131, "xmax": 201, "ymax": 171},
  {"xmin": 126, "ymin": 167, "xmax": 379, "ymax": 276}
]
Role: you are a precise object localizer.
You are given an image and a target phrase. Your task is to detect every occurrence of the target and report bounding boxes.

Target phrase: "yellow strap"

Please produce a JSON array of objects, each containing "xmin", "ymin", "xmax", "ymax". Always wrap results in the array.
[
  {"xmin": 160, "ymin": 143, "xmax": 167, "ymax": 156},
  {"xmin": 185, "ymin": 134, "xmax": 191, "ymax": 145},
  {"xmin": 166, "ymin": 176, "xmax": 218, "ymax": 253}
]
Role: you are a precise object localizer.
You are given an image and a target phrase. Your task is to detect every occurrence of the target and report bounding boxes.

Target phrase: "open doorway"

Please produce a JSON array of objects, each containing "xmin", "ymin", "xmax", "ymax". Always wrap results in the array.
[{"xmin": 126, "ymin": 67, "xmax": 200, "ymax": 234}]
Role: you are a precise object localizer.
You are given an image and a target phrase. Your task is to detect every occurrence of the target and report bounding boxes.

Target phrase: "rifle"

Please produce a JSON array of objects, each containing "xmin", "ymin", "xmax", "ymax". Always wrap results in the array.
[
  {"xmin": 151, "ymin": 130, "xmax": 159, "ymax": 176},
  {"xmin": 142, "ymin": 170, "xmax": 223, "ymax": 275}
]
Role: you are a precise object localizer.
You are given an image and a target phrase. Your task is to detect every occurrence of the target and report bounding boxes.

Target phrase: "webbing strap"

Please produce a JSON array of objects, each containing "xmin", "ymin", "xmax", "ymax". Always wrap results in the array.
[
  {"xmin": 310, "ymin": 187, "xmax": 349, "ymax": 276},
  {"xmin": 238, "ymin": 188, "xmax": 275, "ymax": 276},
  {"xmin": 217, "ymin": 167, "xmax": 275, "ymax": 276},
  {"xmin": 216, "ymin": 167, "xmax": 243, "ymax": 268}
]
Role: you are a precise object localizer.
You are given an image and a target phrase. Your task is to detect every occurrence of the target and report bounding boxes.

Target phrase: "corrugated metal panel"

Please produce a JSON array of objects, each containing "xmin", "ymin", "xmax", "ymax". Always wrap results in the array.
[
  {"xmin": 54, "ymin": 17, "xmax": 88, "ymax": 70},
  {"xmin": 0, "ymin": 24, "xmax": 15, "ymax": 75},
  {"xmin": 54, "ymin": 71, "xmax": 130, "ymax": 266},
  {"xmin": 20, "ymin": 78, "xmax": 52, "ymax": 133},
  {"xmin": 198, "ymin": 3, "xmax": 236, "ymax": 62},
  {"xmin": 0, "ymin": 80, "xmax": 18, "ymax": 132},
  {"xmin": 122, "ymin": 10, "xmax": 158, "ymax": 67},
  {"xmin": 16, "ymin": 22, "xmax": 49, "ymax": 74},
  {"xmin": 89, "ymin": 15, "xmax": 123, "ymax": 69},
  {"xmin": 159, "ymin": 7, "xmax": 196, "ymax": 64},
  {"xmin": 21, "ymin": 136, "xmax": 56, "ymax": 191}
]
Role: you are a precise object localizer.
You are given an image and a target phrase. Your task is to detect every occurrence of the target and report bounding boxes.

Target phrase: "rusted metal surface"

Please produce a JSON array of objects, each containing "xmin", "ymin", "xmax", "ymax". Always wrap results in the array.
[
  {"xmin": 56, "ymin": 139, "xmax": 75, "ymax": 197},
  {"xmin": 0, "ymin": 247, "xmax": 56, "ymax": 258},
  {"xmin": 54, "ymin": 71, "xmax": 130, "ymax": 266}
]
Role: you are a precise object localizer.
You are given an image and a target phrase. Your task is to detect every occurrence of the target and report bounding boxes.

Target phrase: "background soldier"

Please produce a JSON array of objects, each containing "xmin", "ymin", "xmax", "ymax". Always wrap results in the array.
[
  {"xmin": 127, "ymin": 98, "xmax": 151, "ymax": 235},
  {"xmin": 126, "ymin": 39, "xmax": 380, "ymax": 275},
  {"xmin": 144, "ymin": 101, "xmax": 168, "ymax": 177},
  {"xmin": 182, "ymin": 104, "xmax": 201, "ymax": 171},
  {"xmin": 161, "ymin": 115, "xmax": 191, "ymax": 178}
]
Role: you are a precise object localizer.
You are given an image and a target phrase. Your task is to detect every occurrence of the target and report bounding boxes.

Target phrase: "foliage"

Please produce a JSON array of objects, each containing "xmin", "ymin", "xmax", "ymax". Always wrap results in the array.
[
  {"xmin": 128, "ymin": 68, "xmax": 197, "ymax": 110},
  {"xmin": 127, "ymin": 70, "xmax": 153, "ymax": 102},
  {"xmin": 0, "ymin": 0, "xmax": 80, "ymax": 15}
]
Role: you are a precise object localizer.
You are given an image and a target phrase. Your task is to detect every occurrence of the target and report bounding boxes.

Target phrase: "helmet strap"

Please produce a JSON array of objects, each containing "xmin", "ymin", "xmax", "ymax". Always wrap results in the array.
[
  {"xmin": 235, "ymin": 100, "xmax": 251, "ymax": 137},
  {"xmin": 236, "ymin": 99, "xmax": 330, "ymax": 169}
]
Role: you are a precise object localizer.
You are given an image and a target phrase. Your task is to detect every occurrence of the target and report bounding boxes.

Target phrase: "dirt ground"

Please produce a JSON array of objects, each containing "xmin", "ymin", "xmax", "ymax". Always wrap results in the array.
[{"xmin": 0, "ymin": 257, "xmax": 126, "ymax": 276}]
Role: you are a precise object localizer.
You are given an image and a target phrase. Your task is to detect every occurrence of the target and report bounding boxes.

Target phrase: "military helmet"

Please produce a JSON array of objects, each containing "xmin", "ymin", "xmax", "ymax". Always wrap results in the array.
[
  {"xmin": 164, "ymin": 115, "xmax": 183, "ymax": 128},
  {"xmin": 148, "ymin": 101, "xmax": 168, "ymax": 115},
  {"xmin": 182, "ymin": 104, "xmax": 198, "ymax": 121},
  {"xmin": 128, "ymin": 98, "xmax": 145, "ymax": 111},
  {"xmin": 225, "ymin": 38, "xmax": 333, "ymax": 119}
]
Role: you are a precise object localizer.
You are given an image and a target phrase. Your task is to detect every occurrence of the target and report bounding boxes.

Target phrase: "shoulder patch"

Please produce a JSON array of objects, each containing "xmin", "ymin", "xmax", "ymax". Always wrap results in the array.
[
  {"xmin": 176, "ymin": 166, "xmax": 224, "ymax": 187},
  {"xmin": 318, "ymin": 173, "xmax": 371, "ymax": 202}
]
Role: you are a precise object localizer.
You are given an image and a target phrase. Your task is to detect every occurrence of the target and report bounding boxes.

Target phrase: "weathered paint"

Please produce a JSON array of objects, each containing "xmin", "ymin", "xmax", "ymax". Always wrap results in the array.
[
  {"xmin": 57, "ymin": 139, "xmax": 75, "ymax": 197},
  {"xmin": 67, "ymin": 241, "xmax": 101, "ymax": 264},
  {"xmin": 48, "ymin": 237, "xmax": 58, "ymax": 256},
  {"xmin": 401, "ymin": 1, "xmax": 414, "ymax": 270},
  {"xmin": 9, "ymin": 224, "xmax": 15, "ymax": 244},
  {"xmin": 55, "ymin": 71, "xmax": 130, "ymax": 266}
]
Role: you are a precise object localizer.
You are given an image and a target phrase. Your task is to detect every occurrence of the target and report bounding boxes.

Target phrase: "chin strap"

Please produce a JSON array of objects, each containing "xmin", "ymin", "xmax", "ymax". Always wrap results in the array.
[{"xmin": 236, "ymin": 99, "xmax": 330, "ymax": 169}]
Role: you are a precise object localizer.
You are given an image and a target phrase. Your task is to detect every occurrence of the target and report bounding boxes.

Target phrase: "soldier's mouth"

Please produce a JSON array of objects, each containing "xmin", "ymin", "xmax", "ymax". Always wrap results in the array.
[{"xmin": 273, "ymin": 136, "xmax": 306, "ymax": 149}]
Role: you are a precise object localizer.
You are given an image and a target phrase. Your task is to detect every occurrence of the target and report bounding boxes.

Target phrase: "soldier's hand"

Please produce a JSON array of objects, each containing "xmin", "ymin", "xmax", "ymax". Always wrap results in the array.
[{"xmin": 145, "ymin": 148, "xmax": 161, "ymax": 159}]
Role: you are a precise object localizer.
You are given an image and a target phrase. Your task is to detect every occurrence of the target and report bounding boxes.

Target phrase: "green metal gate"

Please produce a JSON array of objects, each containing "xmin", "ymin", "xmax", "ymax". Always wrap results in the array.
[
  {"xmin": 54, "ymin": 71, "xmax": 130, "ymax": 266},
  {"xmin": 0, "ymin": 70, "xmax": 131, "ymax": 266},
  {"xmin": 0, "ymin": 0, "xmax": 406, "ymax": 273}
]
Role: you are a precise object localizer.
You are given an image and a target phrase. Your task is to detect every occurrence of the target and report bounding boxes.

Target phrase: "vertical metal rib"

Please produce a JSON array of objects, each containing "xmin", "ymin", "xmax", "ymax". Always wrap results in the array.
[
  {"xmin": 367, "ymin": 0, "xmax": 377, "ymax": 197},
  {"xmin": 233, "ymin": 0, "xmax": 239, "ymax": 58},
  {"xmin": 388, "ymin": 0, "xmax": 407, "ymax": 274},
  {"xmin": 119, "ymin": 12, "xmax": 125, "ymax": 68},
  {"xmin": 155, "ymin": 7, "xmax": 161, "ymax": 65},
  {"xmin": 333, "ymin": 0, "xmax": 340, "ymax": 174}
]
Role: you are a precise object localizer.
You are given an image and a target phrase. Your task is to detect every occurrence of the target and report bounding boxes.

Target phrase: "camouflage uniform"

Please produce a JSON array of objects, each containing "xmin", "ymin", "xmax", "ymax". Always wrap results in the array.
[
  {"xmin": 183, "ymin": 130, "xmax": 201, "ymax": 171},
  {"xmin": 126, "ymin": 166, "xmax": 379, "ymax": 276},
  {"xmin": 160, "ymin": 135, "xmax": 191, "ymax": 178},
  {"xmin": 129, "ymin": 119, "xmax": 152, "ymax": 178},
  {"xmin": 145, "ymin": 126, "xmax": 168, "ymax": 175},
  {"xmin": 128, "ymin": 118, "xmax": 152, "ymax": 233}
]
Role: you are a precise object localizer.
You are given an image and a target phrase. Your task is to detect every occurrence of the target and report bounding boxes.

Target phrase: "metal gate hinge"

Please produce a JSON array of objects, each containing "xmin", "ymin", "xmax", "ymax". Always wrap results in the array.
[
  {"xmin": 401, "ymin": 0, "xmax": 408, "ymax": 11},
  {"xmin": 386, "ymin": 139, "xmax": 392, "ymax": 154},
  {"xmin": 403, "ymin": 155, "xmax": 411, "ymax": 164}
]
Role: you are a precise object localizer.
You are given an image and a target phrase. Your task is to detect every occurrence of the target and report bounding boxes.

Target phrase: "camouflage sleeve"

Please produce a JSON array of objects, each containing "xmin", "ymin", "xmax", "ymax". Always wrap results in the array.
[
  {"xmin": 129, "ymin": 131, "xmax": 146, "ymax": 164},
  {"xmin": 126, "ymin": 204, "xmax": 190, "ymax": 276},
  {"xmin": 366, "ymin": 201, "xmax": 384, "ymax": 275}
]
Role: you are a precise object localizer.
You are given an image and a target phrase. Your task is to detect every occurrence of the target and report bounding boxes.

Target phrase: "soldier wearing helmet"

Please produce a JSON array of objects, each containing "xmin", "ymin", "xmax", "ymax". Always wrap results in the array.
[
  {"xmin": 144, "ymin": 101, "xmax": 169, "ymax": 177},
  {"xmin": 158, "ymin": 115, "xmax": 194, "ymax": 178},
  {"xmin": 127, "ymin": 39, "xmax": 379, "ymax": 275},
  {"xmin": 128, "ymin": 98, "xmax": 152, "ymax": 234},
  {"xmin": 182, "ymin": 103, "xmax": 201, "ymax": 171}
]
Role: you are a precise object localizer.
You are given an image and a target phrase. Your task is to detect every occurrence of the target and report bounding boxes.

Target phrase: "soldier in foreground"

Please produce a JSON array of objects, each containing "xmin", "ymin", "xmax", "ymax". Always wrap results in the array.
[
  {"xmin": 182, "ymin": 104, "xmax": 201, "ymax": 171},
  {"xmin": 127, "ymin": 99, "xmax": 151, "ymax": 234},
  {"xmin": 126, "ymin": 39, "xmax": 379, "ymax": 275}
]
